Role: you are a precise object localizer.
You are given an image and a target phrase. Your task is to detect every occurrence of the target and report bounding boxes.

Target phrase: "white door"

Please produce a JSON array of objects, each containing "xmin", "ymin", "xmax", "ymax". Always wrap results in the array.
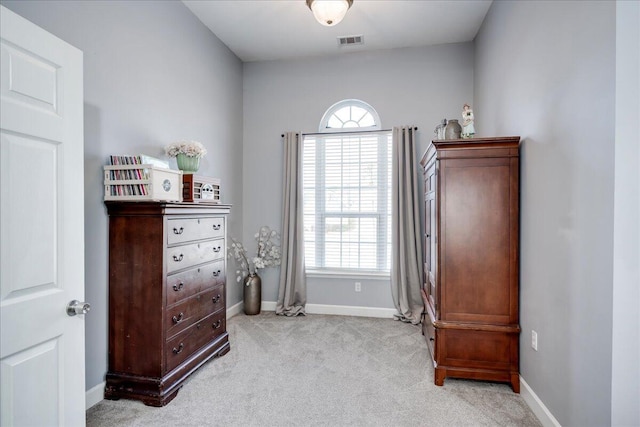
[{"xmin": 0, "ymin": 6, "xmax": 86, "ymax": 426}]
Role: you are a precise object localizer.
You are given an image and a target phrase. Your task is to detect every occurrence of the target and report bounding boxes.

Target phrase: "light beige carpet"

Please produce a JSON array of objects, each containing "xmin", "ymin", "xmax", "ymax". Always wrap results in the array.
[{"xmin": 87, "ymin": 313, "xmax": 541, "ymax": 426}]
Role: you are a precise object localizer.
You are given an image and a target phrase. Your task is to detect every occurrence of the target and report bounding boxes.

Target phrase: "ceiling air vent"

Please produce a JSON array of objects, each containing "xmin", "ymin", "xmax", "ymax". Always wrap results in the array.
[{"xmin": 337, "ymin": 35, "xmax": 364, "ymax": 47}]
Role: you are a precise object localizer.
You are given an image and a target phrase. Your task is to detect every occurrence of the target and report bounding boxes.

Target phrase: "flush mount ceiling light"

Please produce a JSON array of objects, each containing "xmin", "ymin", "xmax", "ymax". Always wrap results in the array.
[{"xmin": 306, "ymin": 0, "xmax": 353, "ymax": 27}]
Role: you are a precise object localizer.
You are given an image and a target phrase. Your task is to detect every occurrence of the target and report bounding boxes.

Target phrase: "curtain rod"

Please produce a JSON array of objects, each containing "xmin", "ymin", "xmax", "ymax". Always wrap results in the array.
[{"xmin": 281, "ymin": 127, "xmax": 418, "ymax": 138}]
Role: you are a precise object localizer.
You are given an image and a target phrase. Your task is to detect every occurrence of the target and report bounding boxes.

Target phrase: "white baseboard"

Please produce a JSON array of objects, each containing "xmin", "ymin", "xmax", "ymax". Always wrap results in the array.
[
  {"xmin": 262, "ymin": 301, "xmax": 277, "ymax": 311},
  {"xmin": 261, "ymin": 301, "xmax": 396, "ymax": 318},
  {"xmin": 520, "ymin": 376, "xmax": 562, "ymax": 427},
  {"xmin": 86, "ymin": 381, "xmax": 105, "ymax": 410},
  {"xmin": 227, "ymin": 301, "xmax": 243, "ymax": 318}
]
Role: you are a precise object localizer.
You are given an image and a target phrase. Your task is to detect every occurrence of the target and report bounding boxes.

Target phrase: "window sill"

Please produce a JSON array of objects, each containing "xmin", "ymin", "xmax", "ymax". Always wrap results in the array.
[{"xmin": 305, "ymin": 269, "xmax": 390, "ymax": 281}]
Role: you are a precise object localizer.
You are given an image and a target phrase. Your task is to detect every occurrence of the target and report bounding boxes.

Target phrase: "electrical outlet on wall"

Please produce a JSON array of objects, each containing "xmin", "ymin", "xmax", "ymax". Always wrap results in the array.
[
  {"xmin": 531, "ymin": 330, "xmax": 538, "ymax": 351},
  {"xmin": 355, "ymin": 282, "xmax": 361, "ymax": 292}
]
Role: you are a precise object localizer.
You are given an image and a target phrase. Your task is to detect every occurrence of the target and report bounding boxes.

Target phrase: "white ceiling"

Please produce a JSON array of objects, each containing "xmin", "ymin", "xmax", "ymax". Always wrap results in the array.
[{"xmin": 183, "ymin": 0, "xmax": 493, "ymax": 63}]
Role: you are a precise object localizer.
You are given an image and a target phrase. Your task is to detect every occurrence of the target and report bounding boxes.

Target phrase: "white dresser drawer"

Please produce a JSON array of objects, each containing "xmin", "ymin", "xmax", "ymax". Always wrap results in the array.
[
  {"xmin": 166, "ymin": 238, "xmax": 224, "ymax": 273},
  {"xmin": 167, "ymin": 217, "xmax": 224, "ymax": 245}
]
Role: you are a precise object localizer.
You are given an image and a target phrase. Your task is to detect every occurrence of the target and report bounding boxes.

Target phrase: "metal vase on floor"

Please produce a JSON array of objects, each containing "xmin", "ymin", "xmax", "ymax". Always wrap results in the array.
[{"xmin": 243, "ymin": 273, "xmax": 262, "ymax": 315}]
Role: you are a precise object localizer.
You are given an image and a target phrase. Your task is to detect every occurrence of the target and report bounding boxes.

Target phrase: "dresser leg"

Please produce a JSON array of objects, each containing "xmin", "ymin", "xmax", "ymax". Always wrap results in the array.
[
  {"xmin": 510, "ymin": 373, "xmax": 520, "ymax": 393},
  {"xmin": 218, "ymin": 342, "xmax": 231, "ymax": 357},
  {"xmin": 435, "ymin": 368, "xmax": 445, "ymax": 386}
]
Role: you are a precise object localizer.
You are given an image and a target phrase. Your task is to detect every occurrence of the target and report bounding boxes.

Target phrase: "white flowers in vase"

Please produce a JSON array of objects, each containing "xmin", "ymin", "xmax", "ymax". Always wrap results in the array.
[
  {"xmin": 164, "ymin": 140, "xmax": 207, "ymax": 158},
  {"xmin": 228, "ymin": 226, "xmax": 282, "ymax": 284}
]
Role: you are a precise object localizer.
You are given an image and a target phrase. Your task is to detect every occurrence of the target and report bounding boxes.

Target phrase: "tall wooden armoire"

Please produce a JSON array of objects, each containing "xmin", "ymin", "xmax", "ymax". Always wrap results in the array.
[{"xmin": 420, "ymin": 136, "xmax": 521, "ymax": 392}]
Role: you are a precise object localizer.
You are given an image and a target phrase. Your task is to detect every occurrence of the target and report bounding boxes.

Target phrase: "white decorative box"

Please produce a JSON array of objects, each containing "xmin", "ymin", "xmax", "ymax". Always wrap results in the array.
[{"xmin": 104, "ymin": 164, "xmax": 183, "ymax": 202}]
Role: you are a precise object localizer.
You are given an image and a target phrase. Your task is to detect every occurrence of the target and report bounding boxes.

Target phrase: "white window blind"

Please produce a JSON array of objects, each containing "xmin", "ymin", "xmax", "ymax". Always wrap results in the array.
[{"xmin": 303, "ymin": 131, "xmax": 392, "ymax": 273}]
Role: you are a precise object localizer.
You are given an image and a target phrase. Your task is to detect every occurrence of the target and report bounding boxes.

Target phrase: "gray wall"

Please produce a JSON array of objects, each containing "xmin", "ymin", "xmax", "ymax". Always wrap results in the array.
[
  {"xmin": 242, "ymin": 44, "xmax": 474, "ymax": 308},
  {"xmin": 1, "ymin": 0, "xmax": 244, "ymax": 391},
  {"xmin": 612, "ymin": 2, "xmax": 640, "ymax": 425},
  {"xmin": 474, "ymin": 1, "xmax": 616, "ymax": 425}
]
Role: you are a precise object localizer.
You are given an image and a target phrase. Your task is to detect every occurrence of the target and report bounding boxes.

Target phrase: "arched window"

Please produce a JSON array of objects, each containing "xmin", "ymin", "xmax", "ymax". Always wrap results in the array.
[
  {"xmin": 304, "ymin": 100, "xmax": 391, "ymax": 274},
  {"xmin": 318, "ymin": 99, "xmax": 381, "ymax": 132}
]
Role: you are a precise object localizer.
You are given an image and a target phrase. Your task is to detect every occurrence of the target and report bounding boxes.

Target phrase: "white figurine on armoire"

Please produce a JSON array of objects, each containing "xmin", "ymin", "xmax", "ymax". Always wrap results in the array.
[{"xmin": 462, "ymin": 103, "xmax": 475, "ymax": 138}]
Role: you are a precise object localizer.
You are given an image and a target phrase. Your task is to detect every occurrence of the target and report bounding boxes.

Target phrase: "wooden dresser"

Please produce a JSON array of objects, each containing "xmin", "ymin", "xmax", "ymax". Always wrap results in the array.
[
  {"xmin": 104, "ymin": 202, "xmax": 231, "ymax": 406},
  {"xmin": 420, "ymin": 137, "xmax": 521, "ymax": 392}
]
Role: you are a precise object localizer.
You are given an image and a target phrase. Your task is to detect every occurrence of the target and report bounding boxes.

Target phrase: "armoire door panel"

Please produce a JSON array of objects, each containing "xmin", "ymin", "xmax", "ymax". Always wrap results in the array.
[{"xmin": 440, "ymin": 162, "xmax": 512, "ymax": 322}]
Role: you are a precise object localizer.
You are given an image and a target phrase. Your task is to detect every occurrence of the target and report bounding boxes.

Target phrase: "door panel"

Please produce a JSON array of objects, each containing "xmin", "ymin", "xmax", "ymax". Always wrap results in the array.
[
  {"xmin": 1, "ymin": 41, "xmax": 59, "ymax": 113},
  {"xmin": 0, "ymin": 6, "xmax": 85, "ymax": 426},
  {"xmin": 424, "ymin": 162, "xmax": 437, "ymax": 313},
  {"xmin": 440, "ymin": 158, "xmax": 512, "ymax": 324},
  {"xmin": 0, "ymin": 339, "xmax": 61, "ymax": 426},
  {"xmin": 2, "ymin": 133, "xmax": 57, "ymax": 296}
]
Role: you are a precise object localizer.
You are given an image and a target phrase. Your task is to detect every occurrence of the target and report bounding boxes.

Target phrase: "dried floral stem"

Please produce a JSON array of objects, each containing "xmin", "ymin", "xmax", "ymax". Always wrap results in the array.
[{"xmin": 228, "ymin": 226, "xmax": 282, "ymax": 284}]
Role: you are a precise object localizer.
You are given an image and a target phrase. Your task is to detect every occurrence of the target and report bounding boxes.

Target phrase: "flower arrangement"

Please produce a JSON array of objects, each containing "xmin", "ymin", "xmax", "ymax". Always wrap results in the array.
[
  {"xmin": 164, "ymin": 140, "xmax": 207, "ymax": 158},
  {"xmin": 228, "ymin": 226, "xmax": 282, "ymax": 284}
]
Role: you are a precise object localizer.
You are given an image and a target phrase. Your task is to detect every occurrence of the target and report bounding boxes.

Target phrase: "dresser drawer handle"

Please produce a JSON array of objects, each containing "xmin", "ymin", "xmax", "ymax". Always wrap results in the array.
[
  {"xmin": 172, "ymin": 343, "xmax": 184, "ymax": 354},
  {"xmin": 212, "ymin": 224, "xmax": 221, "ymax": 231},
  {"xmin": 173, "ymin": 254, "xmax": 184, "ymax": 262},
  {"xmin": 173, "ymin": 227, "xmax": 184, "ymax": 235},
  {"xmin": 212, "ymin": 246, "xmax": 221, "ymax": 253},
  {"xmin": 172, "ymin": 282, "xmax": 184, "ymax": 292},
  {"xmin": 212, "ymin": 320, "xmax": 222, "ymax": 329},
  {"xmin": 172, "ymin": 312, "xmax": 184, "ymax": 324},
  {"xmin": 212, "ymin": 294, "xmax": 221, "ymax": 304},
  {"xmin": 212, "ymin": 270, "xmax": 221, "ymax": 277}
]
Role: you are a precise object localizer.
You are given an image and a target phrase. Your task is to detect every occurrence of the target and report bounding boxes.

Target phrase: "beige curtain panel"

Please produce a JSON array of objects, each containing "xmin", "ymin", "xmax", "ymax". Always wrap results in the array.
[
  {"xmin": 391, "ymin": 126, "xmax": 424, "ymax": 324},
  {"xmin": 276, "ymin": 131, "xmax": 307, "ymax": 316}
]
